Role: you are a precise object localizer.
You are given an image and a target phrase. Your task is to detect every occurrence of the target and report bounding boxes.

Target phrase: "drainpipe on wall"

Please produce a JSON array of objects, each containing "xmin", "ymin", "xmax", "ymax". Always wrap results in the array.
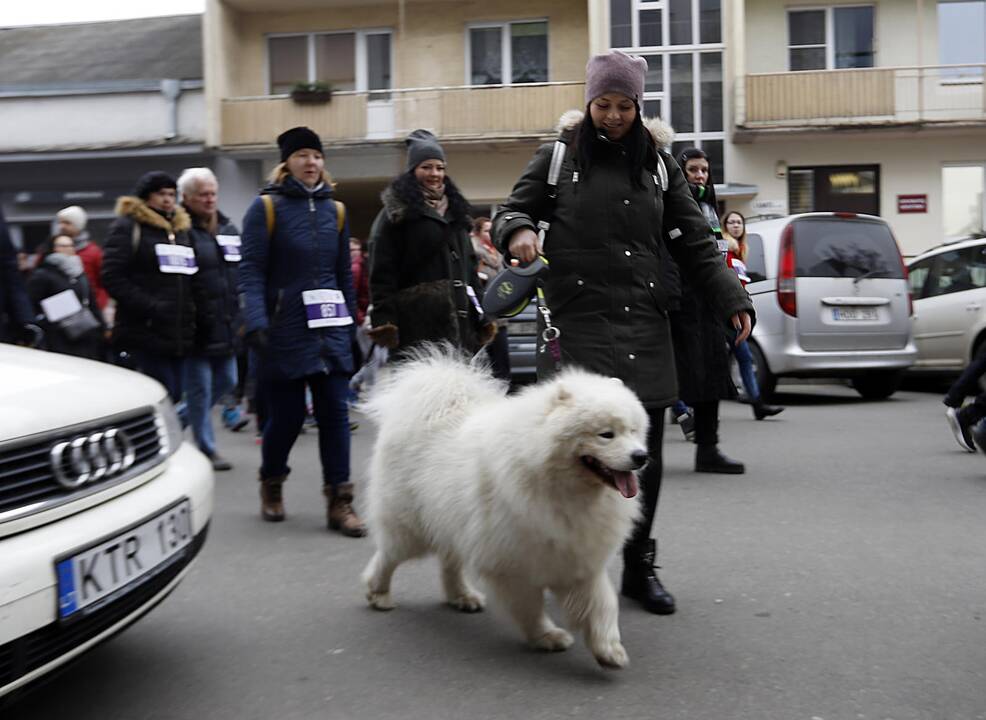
[{"xmin": 160, "ymin": 78, "xmax": 182, "ymax": 140}]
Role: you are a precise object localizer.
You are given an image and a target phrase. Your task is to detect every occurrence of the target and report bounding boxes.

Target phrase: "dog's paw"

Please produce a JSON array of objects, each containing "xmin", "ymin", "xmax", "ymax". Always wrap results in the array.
[
  {"xmin": 593, "ymin": 641, "xmax": 629, "ymax": 669},
  {"xmin": 531, "ymin": 628, "xmax": 574, "ymax": 652},
  {"xmin": 449, "ymin": 591, "xmax": 486, "ymax": 613},
  {"xmin": 366, "ymin": 590, "xmax": 396, "ymax": 611}
]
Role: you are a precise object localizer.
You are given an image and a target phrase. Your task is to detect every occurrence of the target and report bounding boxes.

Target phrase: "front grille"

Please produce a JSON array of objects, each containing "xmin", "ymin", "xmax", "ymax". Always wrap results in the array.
[
  {"xmin": 0, "ymin": 410, "xmax": 163, "ymax": 519},
  {"xmin": 0, "ymin": 524, "xmax": 208, "ymax": 692}
]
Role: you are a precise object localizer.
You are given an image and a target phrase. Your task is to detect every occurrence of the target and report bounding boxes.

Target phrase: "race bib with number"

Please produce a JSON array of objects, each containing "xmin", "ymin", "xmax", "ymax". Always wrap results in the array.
[
  {"xmin": 216, "ymin": 235, "xmax": 242, "ymax": 262},
  {"xmin": 154, "ymin": 244, "xmax": 198, "ymax": 275},
  {"xmin": 302, "ymin": 289, "xmax": 353, "ymax": 328}
]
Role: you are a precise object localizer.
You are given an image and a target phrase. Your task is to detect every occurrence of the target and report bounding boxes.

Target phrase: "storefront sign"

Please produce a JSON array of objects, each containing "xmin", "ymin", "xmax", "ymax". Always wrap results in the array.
[
  {"xmin": 752, "ymin": 199, "xmax": 787, "ymax": 216},
  {"xmin": 897, "ymin": 194, "xmax": 928, "ymax": 213}
]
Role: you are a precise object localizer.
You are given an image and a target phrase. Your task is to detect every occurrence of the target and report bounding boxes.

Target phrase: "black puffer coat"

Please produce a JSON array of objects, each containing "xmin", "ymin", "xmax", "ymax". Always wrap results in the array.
[
  {"xmin": 669, "ymin": 182, "xmax": 736, "ymax": 402},
  {"xmin": 493, "ymin": 111, "xmax": 753, "ymax": 409},
  {"xmin": 102, "ymin": 197, "xmax": 209, "ymax": 357},
  {"xmin": 368, "ymin": 176, "xmax": 487, "ymax": 354},
  {"xmin": 186, "ymin": 209, "xmax": 241, "ymax": 357}
]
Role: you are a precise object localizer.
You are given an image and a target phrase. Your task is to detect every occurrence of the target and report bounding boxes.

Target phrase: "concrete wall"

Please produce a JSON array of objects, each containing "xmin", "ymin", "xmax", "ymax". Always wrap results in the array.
[
  {"xmin": 0, "ymin": 91, "xmax": 205, "ymax": 151},
  {"xmin": 744, "ymin": 0, "xmax": 938, "ymax": 75},
  {"xmin": 222, "ymin": 0, "xmax": 588, "ymax": 97},
  {"xmin": 728, "ymin": 130, "xmax": 986, "ymax": 258}
]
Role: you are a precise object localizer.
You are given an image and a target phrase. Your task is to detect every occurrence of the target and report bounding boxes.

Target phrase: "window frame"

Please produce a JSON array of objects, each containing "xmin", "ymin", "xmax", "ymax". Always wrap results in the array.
[
  {"xmin": 265, "ymin": 28, "xmax": 394, "ymax": 96},
  {"xmin": 610, "ymin": 0, "xmax": 724, "ymax": 161},
  {"xmin": 464, "ymin": 19, "xmax": 550, "ymax": 87},
  {"xmin": 786, "ymin": 4, "xmax": 876, "ymax": 71}
]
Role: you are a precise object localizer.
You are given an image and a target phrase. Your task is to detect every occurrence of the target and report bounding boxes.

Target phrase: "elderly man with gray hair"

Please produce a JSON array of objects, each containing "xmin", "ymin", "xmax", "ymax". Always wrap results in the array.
[{"xmin": 179, "ymin": 167, "xmax": 243, "ymax": 471}]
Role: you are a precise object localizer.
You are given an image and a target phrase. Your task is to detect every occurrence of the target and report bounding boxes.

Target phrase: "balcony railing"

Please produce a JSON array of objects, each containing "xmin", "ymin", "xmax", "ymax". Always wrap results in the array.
[
  {"xmin": 737, "ymin": 64, "xmax": 986, "ymax": 130},
  {"xmin": 219, "ymin": 81, "xmax": 585, "ymax": 148}
]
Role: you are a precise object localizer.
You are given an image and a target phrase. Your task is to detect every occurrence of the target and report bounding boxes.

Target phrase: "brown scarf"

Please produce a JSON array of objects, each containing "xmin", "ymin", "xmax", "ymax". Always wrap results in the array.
[{"xmin": 421, "ymin": 183, "xmax": 449, "ymax": 218}]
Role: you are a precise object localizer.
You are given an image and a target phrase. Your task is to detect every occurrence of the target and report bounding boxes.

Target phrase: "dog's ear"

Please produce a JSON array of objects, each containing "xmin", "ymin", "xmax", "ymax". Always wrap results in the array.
[{"xmin": 554, "ymin": 381, "xmax": 573, "ymax": 404}]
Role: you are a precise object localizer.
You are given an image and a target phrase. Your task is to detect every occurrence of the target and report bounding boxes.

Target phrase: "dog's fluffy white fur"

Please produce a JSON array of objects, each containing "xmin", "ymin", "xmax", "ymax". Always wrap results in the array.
[{"xmin": 360, "ymin": 346, "xmax": 649, "ymax": 669}]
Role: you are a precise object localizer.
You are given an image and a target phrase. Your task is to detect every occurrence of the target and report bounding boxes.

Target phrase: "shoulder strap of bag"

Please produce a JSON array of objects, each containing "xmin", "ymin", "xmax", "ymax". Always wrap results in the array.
[
  {"xmin": 261, "ymin": 194, "xmax": 276, "ymax": 238},
  {"xmin": 334, "ymin": 200, "xmax": 346, "ymax": 230}
]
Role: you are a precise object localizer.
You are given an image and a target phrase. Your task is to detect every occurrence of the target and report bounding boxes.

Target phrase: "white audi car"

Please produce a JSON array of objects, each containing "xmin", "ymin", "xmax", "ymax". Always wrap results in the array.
[{"xmin": 0, "ymin": 344, "xmax": 213, "ymax": 700}]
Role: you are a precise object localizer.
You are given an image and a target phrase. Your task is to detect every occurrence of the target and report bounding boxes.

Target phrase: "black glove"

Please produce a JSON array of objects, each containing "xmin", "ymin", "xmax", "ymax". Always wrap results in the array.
[{"xmin": 245, "ymin": 328, "xmax": 270, "ymax": 354}]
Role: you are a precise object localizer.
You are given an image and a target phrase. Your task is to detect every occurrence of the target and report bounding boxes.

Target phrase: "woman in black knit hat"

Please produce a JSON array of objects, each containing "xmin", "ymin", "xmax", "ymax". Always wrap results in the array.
[
  {"xmin": 102, "ymin": 170, "xmax": 210, "ymax": 403},
  {"xmin": 238, "ymin": 126, "xmax": 366, "ymax": 537},
  {"xmin": 367, "ymin": 129, "xmax": 496, "ymax": 355}
]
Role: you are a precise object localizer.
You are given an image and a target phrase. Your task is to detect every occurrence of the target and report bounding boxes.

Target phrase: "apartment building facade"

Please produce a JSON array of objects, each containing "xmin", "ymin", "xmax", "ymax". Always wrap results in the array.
[{"xmin": 205, "ymin": 0, "xmax": 607, "ymax": 237}]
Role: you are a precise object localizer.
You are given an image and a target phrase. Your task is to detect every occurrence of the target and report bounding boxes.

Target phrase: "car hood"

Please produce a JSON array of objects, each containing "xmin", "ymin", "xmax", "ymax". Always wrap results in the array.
[{"xmin": 0, "ymin": 346, "xmax": 166, "ymax": 442}]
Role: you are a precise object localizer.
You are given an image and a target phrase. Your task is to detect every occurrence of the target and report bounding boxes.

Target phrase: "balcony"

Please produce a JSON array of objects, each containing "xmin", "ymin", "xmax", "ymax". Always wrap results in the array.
[
  {"xmin": 219, "ymin": 81, "xmax": 585, "ymax": 149},
  {"xmin": 736, "ymin": 64, "xmax": 986, "ymax": 136}
]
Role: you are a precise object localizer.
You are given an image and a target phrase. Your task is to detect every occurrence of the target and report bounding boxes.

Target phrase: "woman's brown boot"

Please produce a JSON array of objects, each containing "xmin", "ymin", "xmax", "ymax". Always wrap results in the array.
[
  {"xmin": 325, "ymin": 483, "xmax": 367, "ymax": 537},
  {"xmin": 259, "ymin": 472, "xmax": 287, "ymax": 521}
]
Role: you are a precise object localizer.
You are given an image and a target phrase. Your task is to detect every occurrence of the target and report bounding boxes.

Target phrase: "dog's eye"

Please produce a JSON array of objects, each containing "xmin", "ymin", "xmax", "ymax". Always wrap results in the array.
[{"xmin": 598, "ymin": 431, "xmax": 615, "ymax": 439}]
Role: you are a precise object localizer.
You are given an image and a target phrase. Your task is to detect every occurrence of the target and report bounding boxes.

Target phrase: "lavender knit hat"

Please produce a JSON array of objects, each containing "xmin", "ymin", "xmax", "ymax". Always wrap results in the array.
[{"xmin": 584, "ymin": 50, "xmax": 647, "ymax": 105}]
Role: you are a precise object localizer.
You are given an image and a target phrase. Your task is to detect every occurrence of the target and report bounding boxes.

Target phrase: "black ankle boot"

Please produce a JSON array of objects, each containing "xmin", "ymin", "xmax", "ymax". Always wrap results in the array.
[
  {"xmin": 621, "ymin": 539, "xmax": 676, "ymax": 615},
  {"xmin": 695, "ymin": 445, "xmax": 745, "ymax": 474},
  {"xmin": 752, "ymin": 398, "xmax": 784, "ymax": 420}
]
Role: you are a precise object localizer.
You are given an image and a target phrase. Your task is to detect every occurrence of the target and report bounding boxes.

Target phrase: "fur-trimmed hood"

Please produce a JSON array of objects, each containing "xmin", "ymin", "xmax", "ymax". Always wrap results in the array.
[
  {"xmin": 114, "ymin": 196, "xmax": 191, "ymax": 233},
  {"xmin": 554, "ymin": 109, "xmax": 675, "ymax": 149},
  {"xmin": 379, "ymin": 178, "xmax": 471, "ymax": 229}
]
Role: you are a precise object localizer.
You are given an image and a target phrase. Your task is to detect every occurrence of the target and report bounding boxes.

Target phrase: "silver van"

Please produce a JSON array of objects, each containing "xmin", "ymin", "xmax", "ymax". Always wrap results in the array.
[{"xmin": 739, "ymin": 212, "xmax": 916, "ymax": 399}]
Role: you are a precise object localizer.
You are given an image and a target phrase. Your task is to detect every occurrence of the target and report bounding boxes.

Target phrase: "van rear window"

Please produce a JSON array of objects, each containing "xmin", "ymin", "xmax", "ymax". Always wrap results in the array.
[{"xmin": 793, "ymin": 218, "xmax": 904, "ymax": 279}]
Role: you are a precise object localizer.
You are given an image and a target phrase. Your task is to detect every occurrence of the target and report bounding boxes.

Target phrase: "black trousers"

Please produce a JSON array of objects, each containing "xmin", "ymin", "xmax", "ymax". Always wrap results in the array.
[
  {"xmin": 692, "ymin": 399, "xmax": 720, "ymax": 447},
  {"xmin": 628, "ymin": 408, "xmax": 666, "ymax": 548},
  {"xmin": 945, "ymin": 351, "xmax": 986, "ymax": 426}
]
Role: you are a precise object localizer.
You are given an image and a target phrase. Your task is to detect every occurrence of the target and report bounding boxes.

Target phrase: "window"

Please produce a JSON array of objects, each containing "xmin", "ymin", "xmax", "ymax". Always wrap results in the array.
[
  {"xmin": 943, "ymin": 165, "xmax": 986, "ymax": 237},
  {"xmin": 908, "ymin": 257, "xmax": 933, "ymax": 299},
  {"xmin": 938, "ymin": 1, "xmax": 986, "ymax": 67},
  {"xmin": 467, "ymin": 21, "xmax": 548, "ymax": 86},
  {"xmin": 608, "ymin": 2, "xmax": 723, "ymax": 178},
  {"xmin": 790, "ymin": 218, "xmax": 904, "ymax": 279},
  {"xmin": 925, "ymin": 247, "xmax": 986, "ymax": 298},
  {"xmin": 744, "ymin": 233, "xmax": 767, "ymax": 283},
  {"xmin": 788, "ymin": 6, "xmax": 875, "ymax": 71},
  {"xmin": 787, "ymin": 165, "xmax": 881, "ymax": 216},
  {"xmin": 266, "ymin": 30, "xmax": 392, "ymax": 95}
]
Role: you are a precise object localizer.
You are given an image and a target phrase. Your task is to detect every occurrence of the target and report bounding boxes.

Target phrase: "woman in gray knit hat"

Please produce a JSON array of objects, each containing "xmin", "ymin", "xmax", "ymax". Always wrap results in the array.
[
  {"xmin": 368, "ymin": 129, "xmax": 496, "ymax": 355},
  {"xmin": 494, "ymin": 50, "xmax": 754, "ymax": 617}
]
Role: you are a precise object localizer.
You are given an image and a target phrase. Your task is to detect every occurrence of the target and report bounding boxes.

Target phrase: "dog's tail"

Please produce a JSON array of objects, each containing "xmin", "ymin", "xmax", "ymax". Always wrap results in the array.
[{"xmin": 361, "ymin": 342, "xmax": 507, "ymax": 428}]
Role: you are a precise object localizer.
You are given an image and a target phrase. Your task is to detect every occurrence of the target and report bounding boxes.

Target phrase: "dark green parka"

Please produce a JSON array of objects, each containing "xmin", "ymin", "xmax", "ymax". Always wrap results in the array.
[{"xmin": 493, "ymin": 111, "xmax": 753, "ymax": 409}]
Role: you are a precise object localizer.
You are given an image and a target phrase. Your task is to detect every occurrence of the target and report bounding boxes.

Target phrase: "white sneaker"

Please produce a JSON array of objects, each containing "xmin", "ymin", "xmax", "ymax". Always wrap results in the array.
[{"xmin": 946, "ymin": 407, "xmax": 976, "ymax": 452}]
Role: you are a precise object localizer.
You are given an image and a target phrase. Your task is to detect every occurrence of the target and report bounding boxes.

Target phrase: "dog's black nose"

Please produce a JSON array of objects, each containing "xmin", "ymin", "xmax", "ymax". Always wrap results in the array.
[{"xmin": 631, "ymin": 450, "xmax": 649, "ymax": 469}]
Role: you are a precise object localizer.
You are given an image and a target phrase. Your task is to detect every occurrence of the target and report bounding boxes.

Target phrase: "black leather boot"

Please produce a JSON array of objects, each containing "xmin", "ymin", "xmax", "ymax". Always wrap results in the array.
[
  {"xmin": 621, "ymin": 539, "xmax": 676, "ymax": 615},
  {"xmin": 695, "ymin": 445, "xmax": 745, "ymax": 474},
  {"xmin": 752, "ymin": 398, "xmax": 784, "ymax": 420}
]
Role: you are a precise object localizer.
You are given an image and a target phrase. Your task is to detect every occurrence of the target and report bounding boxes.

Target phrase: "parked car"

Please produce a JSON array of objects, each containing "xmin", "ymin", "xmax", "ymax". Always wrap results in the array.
[
  {"xmin": 0, "ymin": 345, "xmax": 213, "ymax": 700},
  {"xmin": 737, "ymin": 212, "xmax": 916, "ymax": 399},
  {"xmin": 906, "ymin": 235, "xmax": 986, "ymax": 373}
]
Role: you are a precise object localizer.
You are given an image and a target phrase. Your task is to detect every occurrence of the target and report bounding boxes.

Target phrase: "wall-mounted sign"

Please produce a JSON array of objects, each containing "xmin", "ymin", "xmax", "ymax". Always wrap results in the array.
[
  {"xmin": 897, "ymin": 194, "xmax": 928, "ymax": 214},
  {"xmin": 752, "ymin": 199, "xmax": 787, "ymax": 216}
]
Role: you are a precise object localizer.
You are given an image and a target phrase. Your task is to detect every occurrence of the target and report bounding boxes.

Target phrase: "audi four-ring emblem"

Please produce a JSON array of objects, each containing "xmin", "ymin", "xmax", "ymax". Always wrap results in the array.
[{"xmin": 49, "ymin": 428, "xmax": 136, "ymax": 489}]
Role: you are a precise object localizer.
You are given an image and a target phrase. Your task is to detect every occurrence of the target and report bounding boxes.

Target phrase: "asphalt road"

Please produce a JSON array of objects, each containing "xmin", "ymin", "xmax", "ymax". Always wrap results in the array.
[{"xmin": 10, "ymin": 382, "xmax": 986, "ymax": 720}]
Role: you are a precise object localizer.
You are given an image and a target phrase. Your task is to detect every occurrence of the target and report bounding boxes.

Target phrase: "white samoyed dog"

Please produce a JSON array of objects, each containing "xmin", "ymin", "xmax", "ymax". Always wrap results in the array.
[{"xmin": 360, "ymin": 346, "xmax": 649, "ymax": 669}]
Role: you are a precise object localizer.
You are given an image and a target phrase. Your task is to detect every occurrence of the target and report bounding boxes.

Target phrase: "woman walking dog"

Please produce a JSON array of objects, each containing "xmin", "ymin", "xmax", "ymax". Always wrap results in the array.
[{"xmin": 494, "ymin": 50, "xmax": 754, "ymax": 615}]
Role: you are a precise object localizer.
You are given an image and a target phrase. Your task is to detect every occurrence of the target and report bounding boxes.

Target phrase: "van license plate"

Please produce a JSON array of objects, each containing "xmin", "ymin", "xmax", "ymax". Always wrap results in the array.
[
  {"xmin": 56, "ymin": 499, "xmax": 193, "ymax": 620},
  {"xmin": 832, "ymin": 307, "xmax": 879, "ymax": 321}
]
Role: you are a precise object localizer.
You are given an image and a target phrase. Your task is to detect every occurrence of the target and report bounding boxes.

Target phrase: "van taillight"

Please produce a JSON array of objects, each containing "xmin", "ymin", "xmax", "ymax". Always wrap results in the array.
[{"xmin": 778, "ymin": 224, "xmax": 797, "ymax": 317}]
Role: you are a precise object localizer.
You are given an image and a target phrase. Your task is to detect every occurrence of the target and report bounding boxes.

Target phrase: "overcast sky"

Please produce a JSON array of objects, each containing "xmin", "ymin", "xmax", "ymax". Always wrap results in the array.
[{"xmin": 0, "ymin": 0, "xmax": 204, "ymax": 27}]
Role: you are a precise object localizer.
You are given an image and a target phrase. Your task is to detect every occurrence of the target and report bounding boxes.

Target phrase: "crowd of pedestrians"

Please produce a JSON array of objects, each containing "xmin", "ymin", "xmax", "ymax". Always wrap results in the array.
[{"xmin": 0, "ymin": 50, "xmax": 815, "ymax": 588}]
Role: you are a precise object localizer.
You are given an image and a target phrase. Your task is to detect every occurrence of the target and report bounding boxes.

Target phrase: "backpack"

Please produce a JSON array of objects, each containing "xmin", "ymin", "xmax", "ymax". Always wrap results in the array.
[{"xmin": 260, "ymin": 194, "xmax": 346, "ymax": 238}]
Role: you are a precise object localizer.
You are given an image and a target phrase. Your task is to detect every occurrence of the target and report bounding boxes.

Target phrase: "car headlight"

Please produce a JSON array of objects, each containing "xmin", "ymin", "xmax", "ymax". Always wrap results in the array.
[{"xmin": 154, "ymin": 396, "xmax": 184, "ymax": 457}]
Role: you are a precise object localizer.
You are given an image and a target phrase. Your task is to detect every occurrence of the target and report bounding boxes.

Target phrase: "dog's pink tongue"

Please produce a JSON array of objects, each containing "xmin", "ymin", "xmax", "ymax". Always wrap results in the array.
[{"xmin": 613, "ymin": 471, "xmax": 638, "ymax": 499}]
